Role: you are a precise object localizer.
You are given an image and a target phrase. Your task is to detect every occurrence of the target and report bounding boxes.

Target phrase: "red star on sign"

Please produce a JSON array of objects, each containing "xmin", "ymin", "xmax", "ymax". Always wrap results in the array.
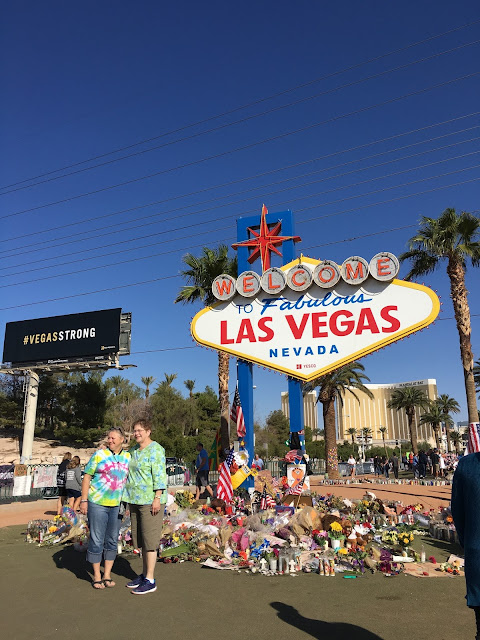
[{"xmin": 232, "ymin": 205, "xmax": 301, "ymax": 272}]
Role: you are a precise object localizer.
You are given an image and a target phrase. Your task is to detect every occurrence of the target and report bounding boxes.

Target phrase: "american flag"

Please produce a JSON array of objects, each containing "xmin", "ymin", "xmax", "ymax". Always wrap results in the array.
[
  {"xmin": 259, "ymin": 485, "xmax": 276, "ymax": 510},
  {"xmin": 466, "ymin": 422, "xmax": 480, "ymax": 454},
  {"xmin": 272, "ymin": 477, "xmax": 280, "ymax": 488},
  {"xmin": 286, "ymin": 478, "xmax": 304, "ymax": 496},
  {"xmin": 285, "ymin": 449, "xmax": 303, "ymax": 464},
  {"xmin": 216, "ymin": 448, "xmax": 234, "ymax": 503},
  {"xmin": 230, "ymin": 387, "xmax": 246, "ymax": 438}
]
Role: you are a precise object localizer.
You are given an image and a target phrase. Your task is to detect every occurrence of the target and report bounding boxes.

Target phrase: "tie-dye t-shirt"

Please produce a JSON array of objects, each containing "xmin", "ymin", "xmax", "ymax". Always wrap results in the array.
[
  {"xmin": 122, "ymin": 442, "xmax": 167, "ymax": 505},
  {"xmin": 84, "ymin": 448, "xmax": 131, "ymax": 507}
]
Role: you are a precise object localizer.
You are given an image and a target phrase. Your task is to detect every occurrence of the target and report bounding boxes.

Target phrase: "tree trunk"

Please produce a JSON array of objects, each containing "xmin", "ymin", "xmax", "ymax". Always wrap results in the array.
[
  {"xmin": 323, "ymin": 398, "xmax": 339, "ymax": 479},
  {"xmin": 433, "ymin": 425, "xmax": 441, "ymax": 451},
  {"xmin": 446, "ymin": 427, "xmax": 451, "ymax": 453},
  {"xmin": 218, "ymin": 351, "xmax": 230, "ymax": 456},
  {"xmin": 145, "ymin": 387, "xmax": 150, "ymax": 399},
  {"xmin": 407, "ymin": 408, "xmax": 418, "ymax": 454},
  {"xmin": 382, "ymin": 435, "xmax": 387, "ymax": 457},
  {"xmin": 447, "ymin": 258, "xmax": 480, "ymax": 424}
]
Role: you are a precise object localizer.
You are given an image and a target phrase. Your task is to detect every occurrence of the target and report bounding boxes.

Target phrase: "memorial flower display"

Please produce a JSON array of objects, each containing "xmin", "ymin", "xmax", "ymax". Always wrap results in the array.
[{"xmin": 24, "ymin": 482, "xmax": 462, "ymax": 579}]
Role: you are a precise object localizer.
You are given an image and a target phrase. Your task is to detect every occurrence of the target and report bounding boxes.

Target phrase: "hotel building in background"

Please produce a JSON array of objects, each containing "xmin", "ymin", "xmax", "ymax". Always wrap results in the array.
[
  {"xmin": 281, "ymin": 390, "xmax": 319, "ymax": 434},
  {"xmin": 336, "ymin": 378, "xmax": 438, "ymax": 445}
]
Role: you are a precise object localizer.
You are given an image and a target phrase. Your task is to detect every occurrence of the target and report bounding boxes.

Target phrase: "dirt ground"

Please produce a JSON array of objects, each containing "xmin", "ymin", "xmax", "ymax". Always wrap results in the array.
[{"xmin": 0, "ymin": 523, "xmax": 473, "ymax": 640}]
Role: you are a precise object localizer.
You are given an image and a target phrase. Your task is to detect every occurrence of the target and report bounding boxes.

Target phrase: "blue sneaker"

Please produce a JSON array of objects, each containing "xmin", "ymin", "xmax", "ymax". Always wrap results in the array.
[
  {"xmin": 131, "ymin": 579, "xmax": 157, "ymax": 595},
  {"xmin": 126, "ymin": 574, "xmax": 145, "ymax": 589}
]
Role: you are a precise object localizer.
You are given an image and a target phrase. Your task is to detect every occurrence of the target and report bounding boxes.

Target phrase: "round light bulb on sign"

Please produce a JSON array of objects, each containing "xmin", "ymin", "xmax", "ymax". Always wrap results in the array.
[
  {"xmin": 212, "ymin": 274, "xmax": 237, "ymax": 301},
  {"xmin": 236, "ymin": 271, "xmax": 261, "ymax": 298},
  {"xmin": 261, "ymin": 267, "xmax": 287, "ymax": 294},
  {"xmin": 340, "ymin": 256, "xmax": 369, "ymax": 285},
  {"xmin": 287, "ymin": 264, "xmax": 312, "ymax": 292},
  {"xmin": 369, "ymin": 252, "xmax": 400, "ymax": 282},
  {"xmin": 313, "ymin": 260, "xmax": 341, "ymax": 288}
]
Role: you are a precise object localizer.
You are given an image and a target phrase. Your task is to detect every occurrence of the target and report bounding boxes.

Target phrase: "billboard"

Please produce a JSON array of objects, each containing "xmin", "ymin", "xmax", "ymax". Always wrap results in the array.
[
  {"xmin": 3, "ymin": 308, "xmax": 123, "ymax": 366},
  {"xmin": 191, "ymin": 255, "xmax": 440, "ymax": 382}
]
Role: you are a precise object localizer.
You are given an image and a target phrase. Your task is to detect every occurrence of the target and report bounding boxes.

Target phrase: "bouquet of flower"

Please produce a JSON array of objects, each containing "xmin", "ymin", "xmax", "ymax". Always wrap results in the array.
[
  {"xmin": 381, "ymin": 529, "xmax": 398, "ymax": 546},
  {"xmin": 174, "ymin": 490, "xmax": 195, "ymax": 509},
  {"xmin": 312, "ymin": 529, "xmax": 328, "ymax": 546},
  {"xmin": 398, "ymin": 532, "xmax": 414, "ymax": 548},
  {"xmin": 328, "ymin": 522, "xmax": 345, "ymax": 540}
]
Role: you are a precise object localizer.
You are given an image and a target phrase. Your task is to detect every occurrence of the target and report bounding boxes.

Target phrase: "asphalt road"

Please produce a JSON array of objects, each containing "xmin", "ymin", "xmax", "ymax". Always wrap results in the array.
[{"xmin": 0, "ymin": 525, "xmax": 473, "ymax": 640}]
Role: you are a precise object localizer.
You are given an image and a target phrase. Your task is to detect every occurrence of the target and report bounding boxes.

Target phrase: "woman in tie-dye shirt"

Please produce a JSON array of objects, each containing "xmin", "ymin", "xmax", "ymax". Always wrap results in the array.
[{"xmin": 79, "ymin": 427, "xmax": 130, "ymax": 589}]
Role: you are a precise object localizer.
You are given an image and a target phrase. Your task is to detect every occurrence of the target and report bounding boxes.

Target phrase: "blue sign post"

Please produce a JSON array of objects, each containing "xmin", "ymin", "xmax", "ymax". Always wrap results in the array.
[{"xmin": 235, "ymin": 209, "xmax": 305, "ymax": 488}]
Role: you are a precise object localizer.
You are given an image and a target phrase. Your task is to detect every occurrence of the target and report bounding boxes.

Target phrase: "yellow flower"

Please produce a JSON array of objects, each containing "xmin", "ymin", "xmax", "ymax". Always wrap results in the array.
[
  {"xmin": 48, "ymin": 526, "xmax": 57, "ymax": 533},
  {"xmin": 337, "ymin": 547, "xmax": 348, "ymax": 555},
  {"xmin": 330, "ymin": 522, "xmax": 343, "ymax": 532}
]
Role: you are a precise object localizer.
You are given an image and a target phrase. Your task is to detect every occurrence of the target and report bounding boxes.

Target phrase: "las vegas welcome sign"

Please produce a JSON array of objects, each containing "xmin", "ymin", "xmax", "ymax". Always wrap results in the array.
[{"xmin": 190, "ymin": 253, "xmax": 440, "ymax": 382}]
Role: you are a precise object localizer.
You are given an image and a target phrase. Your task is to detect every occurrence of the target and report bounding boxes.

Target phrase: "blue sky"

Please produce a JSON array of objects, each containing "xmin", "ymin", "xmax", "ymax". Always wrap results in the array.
[{"xmin": 0, "ymin": 2, "xmax": 479, "ymax": 426}]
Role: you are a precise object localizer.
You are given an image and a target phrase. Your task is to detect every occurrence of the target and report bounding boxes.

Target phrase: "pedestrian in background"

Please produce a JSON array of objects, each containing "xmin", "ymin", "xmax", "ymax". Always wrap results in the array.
[
  {"xmin": 66, "ymin": 455, "xmax": 82, "ymax": 512},
  {"xmin": 56, "ymin": 452, "xmax": 72, "ymax": 515},
  {"xmin": 390, "ymin": 453, "xmax": 399, "ymax": 479}
]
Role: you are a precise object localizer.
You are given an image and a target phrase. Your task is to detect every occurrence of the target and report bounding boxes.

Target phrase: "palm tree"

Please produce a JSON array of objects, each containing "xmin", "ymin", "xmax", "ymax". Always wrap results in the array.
[
  {"xmin": 162, "ymin": 373, "xmax": 177, "ymax": 388},
  {"xmin": 435, "ymin": 394, "xmax": 460, "ymax": 452},
  {"xmin": 305, "ymin": 362, "xmax": 373, "ymax": 479},
  {"xmin": 360, "ymin": 427, "xmax": 373, "ymax": 460},
  {"xmin": 419, "ymin": 402, "xmax": 448, "ymax": 451},
  {"xmin": 449, "ymin": 430, "xmax": 463, "ymax": 454},
  {"xmin": 184, "ymin": 379, "xmax": 195, "ymax": 399},
  {"xmin": 379, "ymin": 426, "xmax": 388, "ymax": 456},
  {"xmin": 400, "ymin": 208, "xmax": 480, "ymax": 424},
  {"xmin": 474, "ymin": 359, "xmax": 480, "ymax": 393},
  {"xmin": 387, "ymin": 387, "xmax": 429, "ymax": 454},
  {"xmin": 175, "ymin": 245, "xmax": 237, "ymax": 454},
  {"xmin": 346, "ymin": 427, "xmax": 357, "ymax": 457},
  {"xmin": 141, "ymin": 376, "xmax": 155, "ymax": 400}
]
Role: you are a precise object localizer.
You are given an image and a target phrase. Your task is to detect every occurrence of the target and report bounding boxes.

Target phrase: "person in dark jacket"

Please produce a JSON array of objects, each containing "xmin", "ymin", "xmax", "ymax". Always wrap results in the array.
[
  {"xmin": 390, "ymin": 453, "xmax": 399, "ymax": 479},
  {"xmin": 451, "ymin": 452, "xmax": 480, "ymax": 639},
  {"xmin": 56, "ymin": 452, "xmax": 72, "ymax": 515},
  {"xmin": 418, "ymin": 450, "xmax": 428, "ymax": 479}
]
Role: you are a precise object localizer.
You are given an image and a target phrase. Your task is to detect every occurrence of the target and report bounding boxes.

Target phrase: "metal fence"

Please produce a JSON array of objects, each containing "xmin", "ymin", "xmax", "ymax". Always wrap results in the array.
[
  {"xmin": 0, "ymin": 463, "xmax": 60, "ymax": 502},
  {"xmin": 0, "ymin": 457, "xmax": 334, "ymax": 501}
]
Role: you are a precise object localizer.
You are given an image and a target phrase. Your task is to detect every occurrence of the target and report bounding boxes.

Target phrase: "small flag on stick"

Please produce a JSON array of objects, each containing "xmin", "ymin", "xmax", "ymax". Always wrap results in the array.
[
  {"xmin": 230, "ymin": 386, "xmax": 246, "ymax": 438},
  {"xmin": 216, "ymin": 448, "xmax": 235, "ymax": 503},
  {"xmin": 285, "ymin": 478, "xmax": 304, "ymax": 496}
]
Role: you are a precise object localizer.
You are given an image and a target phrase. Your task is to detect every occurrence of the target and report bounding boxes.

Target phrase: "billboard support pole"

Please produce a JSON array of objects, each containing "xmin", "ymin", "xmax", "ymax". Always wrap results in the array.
[{"xmin": 21, "ymin": 370, "xmax": 39, "ymax": 463}]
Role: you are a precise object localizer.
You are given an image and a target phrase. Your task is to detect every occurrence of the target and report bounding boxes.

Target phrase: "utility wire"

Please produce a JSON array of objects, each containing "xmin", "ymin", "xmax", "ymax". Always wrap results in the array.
[
  {"xmin": 1, "ymin": 40, "xmax": 479, "ymax": 196},
  {"xmin": 1, "ymin": 140, "xmax": 479, "ymax": 275},
  {"xmin": 2, "ymin": 70, "xmax": 479, "ymax": 221},
  {"xmin": 1, "ymin": 140, "xmax": 478, "ymax": 270},
  {"xmin": 2, "ymin": 111, "xmax": 478, "ymax": 249},
  {"xmin": 3, "ymin": 20, "xmax": 479, "ymax": 193},
  {"xmin": 2, "ymin": 124, "xmax": 479, "ymax": 260},
  {"xmin": 1, "ymin": 173, "xmax": 479, "ymax": 312},
  {"xmin": 1, "ymin": 168, "xmax": 479, "ymax": 291}
]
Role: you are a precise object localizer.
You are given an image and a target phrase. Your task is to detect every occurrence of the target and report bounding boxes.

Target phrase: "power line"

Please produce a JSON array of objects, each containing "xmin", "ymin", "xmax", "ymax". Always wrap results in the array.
[
  {"xmin": 3, "ymin": 21, "xmax": 479, "ymax": 193},
  {"xmin": 1, "ymin": 142, "xmax": 478, "ymax": 271},
  {"xmin": 2, "ymin": 70, "xmax": 479, "ymax": 221},
  {"xmin": 2, "ymin": 111, "xmax": 478, "ymax": 250},
  {"xmin": 1, "ymin": 170, "xmax": 478, "ymax": 292},
  {"xmin": 2, "ymin": 124, "xmax": 479, "ymax": 261}
]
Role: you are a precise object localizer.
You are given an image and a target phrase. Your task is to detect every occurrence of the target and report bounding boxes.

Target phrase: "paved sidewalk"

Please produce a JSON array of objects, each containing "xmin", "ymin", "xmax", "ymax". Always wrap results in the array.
[{"xmin": 0, "ymin": 499, "xmax": 57, "ymax": 527}]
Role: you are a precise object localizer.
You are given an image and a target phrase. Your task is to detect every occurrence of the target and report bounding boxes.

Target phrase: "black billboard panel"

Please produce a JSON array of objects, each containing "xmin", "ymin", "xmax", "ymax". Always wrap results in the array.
[{"xmin": 3, "ymin": 309, "xmax": 122, "ymax": 365}]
